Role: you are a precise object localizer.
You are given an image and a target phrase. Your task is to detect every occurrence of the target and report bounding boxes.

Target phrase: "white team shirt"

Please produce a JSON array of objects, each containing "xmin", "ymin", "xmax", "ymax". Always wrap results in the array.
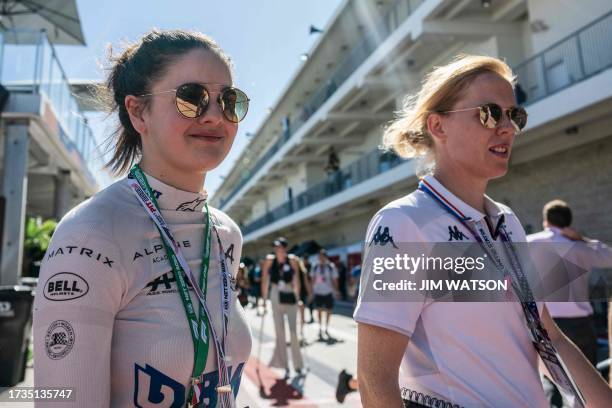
[
  {"xmin": 528, "ymin": 227, "xmax": 612, "ymax": 318},
  {"xmin": 354, "ymin": 174, "xmax": 548, "ymax": 407},
  {"xmin": 310, "ymin": 261, "xmax": 338, "ymax": 296},
  {"xmin": 33, "ymin": 173, "xmax": 252, "ymax": 407}
]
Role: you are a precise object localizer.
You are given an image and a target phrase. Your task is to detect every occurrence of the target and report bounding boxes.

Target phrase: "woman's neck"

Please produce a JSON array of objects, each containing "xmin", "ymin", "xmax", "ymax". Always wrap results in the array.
[
  {"xmin": 433, "ymin": 165, "xmax": 488, "ymax": 214},
  {"xmin": 139, "ymin": 157, "xmax": 206, "ymax": 193}
]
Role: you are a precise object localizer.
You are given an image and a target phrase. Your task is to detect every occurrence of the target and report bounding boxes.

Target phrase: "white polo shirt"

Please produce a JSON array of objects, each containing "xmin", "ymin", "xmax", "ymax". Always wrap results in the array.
[
  {"xmin": 354, "ymin": 175, "xmax": 548, "ymax": 407},
  {"xmin": 528, "ymin": 227, "xmax": 612, "ymax": 318}
]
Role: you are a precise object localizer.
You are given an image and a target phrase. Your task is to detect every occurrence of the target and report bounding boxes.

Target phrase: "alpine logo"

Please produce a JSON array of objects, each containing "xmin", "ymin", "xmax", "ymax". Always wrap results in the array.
[
  {"xmin": 448, "ymin": 226, "xmax": 468, "ymax": 241},
  {"xmin": 133, "ymin": 240, "xmax": 191, "ymax": 262},
  {"xmin": 145, "ymin": 272, "xmax": 193, "ymax": 296},
  {"xmin": 370, "ymin": 226, "xmax": 398, "ymax": 248},
  {"xmin": 44, "ymin": 272, "xmax": 89, "ymax": 301},
  {"xmin": 225, "ymin": 243, "xmax": 235, "ymax": 264}
]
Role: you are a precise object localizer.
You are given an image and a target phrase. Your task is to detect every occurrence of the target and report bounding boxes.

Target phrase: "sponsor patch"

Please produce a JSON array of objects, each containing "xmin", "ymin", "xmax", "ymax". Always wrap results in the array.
[
  {"xmin": 44, "ymin": 272, "xmax": 89, "ymax": 301},
  {"xmin": 448, "ymin": 225, "xmax": 468, "ymax": 241},
  {"xmin": 370, "ymin": 226, "xmax": 398, "ymax": 248},
  {"xmin": 46, "ymin": 245, "xmax": 114, "ymax": 268},
  {"xmin": 176, "ymin": 197, "xmax": 206, "ymax": 212},
  {"xmin": 45, "ymin": 320, "xmax": 75, "ymax": 360}
]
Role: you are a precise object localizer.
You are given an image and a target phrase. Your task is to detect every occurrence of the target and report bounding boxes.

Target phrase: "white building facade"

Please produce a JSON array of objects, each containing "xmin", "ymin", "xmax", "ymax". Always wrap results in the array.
[{"xmin": 212, "ymin": 0, "xmax": 612, "ymax": 271}]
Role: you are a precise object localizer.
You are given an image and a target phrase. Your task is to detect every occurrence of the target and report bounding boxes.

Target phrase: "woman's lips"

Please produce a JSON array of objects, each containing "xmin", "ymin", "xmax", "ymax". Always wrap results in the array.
[
  {"xmin": 188, "ymin": 133, "xmax": 223, "ymax": 142},
  {"xmin": 489, "ymin": 144, "xmax": 509, "ymax": 158}
]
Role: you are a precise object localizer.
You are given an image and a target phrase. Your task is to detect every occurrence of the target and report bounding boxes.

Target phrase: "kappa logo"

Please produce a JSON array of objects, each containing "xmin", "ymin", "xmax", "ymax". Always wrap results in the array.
[
  {"xmin": 44, "ymin": 272, "xmax": 89, "ymax": 301},
  {"xmin": 45, "ymin": 320, "xmax": 75, "ymax": 360},
  {"xmin": 176, "ymin": 197, "xmax": 206, "ymax": 212},
  {"xmin": 370, "ymin": 226, "xmax": 398, "ymax": 248},
  {"xmin": 46, "ymin": 245, "xmax": 114, "ymax": 268},
  {"xmin": 448, "ymin": 226, "xmax": 468, "ymax": 241}
]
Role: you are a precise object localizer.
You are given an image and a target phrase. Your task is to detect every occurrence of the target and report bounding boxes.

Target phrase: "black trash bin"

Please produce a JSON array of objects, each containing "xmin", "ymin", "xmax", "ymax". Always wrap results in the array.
[{"xmin": 0, "ymin": 285, "xmax": 34, "ymax": 387}]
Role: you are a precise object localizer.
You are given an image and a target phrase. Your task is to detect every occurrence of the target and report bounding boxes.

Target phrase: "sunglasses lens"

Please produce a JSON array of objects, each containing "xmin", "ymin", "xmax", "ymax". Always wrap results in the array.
[
  {"xmin": 510, "ymin": 107, "xmax": 528, "ymax": 131},
  {"xmin": 480, "ymin": 104, "xmax": 502, "ymax": 128},
  {"xmin": 176, "ymin": 83, "xmax": 209, "ymax": 119},
  {"xmin": 221, "ymin": 88, "xmax": 249, "ymax": 123}
]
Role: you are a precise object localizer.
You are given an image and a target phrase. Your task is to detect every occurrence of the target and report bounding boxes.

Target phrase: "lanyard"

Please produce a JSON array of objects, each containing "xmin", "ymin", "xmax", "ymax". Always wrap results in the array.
[
  {"xmin": 128, "ymin": 165, "xmax": 235, "ymax": 408},
  {"xmin": 418, "ymin": 179, "xmax": 585, "ymax": 407}
]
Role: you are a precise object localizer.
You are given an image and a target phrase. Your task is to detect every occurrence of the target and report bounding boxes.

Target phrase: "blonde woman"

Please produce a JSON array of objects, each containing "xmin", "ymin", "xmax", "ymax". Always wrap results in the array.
[{"xmin": 354, "ymin": 55, "xmax": 611, "ymax": 407}]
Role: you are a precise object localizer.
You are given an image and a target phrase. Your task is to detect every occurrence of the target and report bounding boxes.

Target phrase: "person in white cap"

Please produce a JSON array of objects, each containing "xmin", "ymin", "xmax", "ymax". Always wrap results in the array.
[{"xmin": 354, "ymin": 54, "xmax": 611, "ymax": 407}]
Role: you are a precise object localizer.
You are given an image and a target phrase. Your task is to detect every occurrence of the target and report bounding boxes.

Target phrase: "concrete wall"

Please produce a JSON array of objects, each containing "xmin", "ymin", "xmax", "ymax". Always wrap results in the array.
[{"xmin": 489, "ymin": 135, "xmax": 612, "ymax": 242}]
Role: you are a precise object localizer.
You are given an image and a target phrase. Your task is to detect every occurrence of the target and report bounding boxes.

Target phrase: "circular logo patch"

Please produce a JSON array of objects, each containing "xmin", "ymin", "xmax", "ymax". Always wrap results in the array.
[
  {"xmin": 43, "ymin": 272, "xmax": 89, "ymax": 301},
  {"xmin": 45, "ymin": 320, "xmax": 75, "ymax": 360}
]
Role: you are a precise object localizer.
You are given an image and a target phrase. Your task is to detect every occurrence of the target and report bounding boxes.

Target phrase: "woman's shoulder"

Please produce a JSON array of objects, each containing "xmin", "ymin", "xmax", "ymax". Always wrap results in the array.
[
  {"xmin": 54, "ymin": 178, "xmax": 139, "ymax": 240},
  {"xmin": 372, "ymin": 189, "xmax": 438, "ymax": 225},
  {"xmin": 207, "ymin": 205, "xmax": 242, "ymax": 240}
]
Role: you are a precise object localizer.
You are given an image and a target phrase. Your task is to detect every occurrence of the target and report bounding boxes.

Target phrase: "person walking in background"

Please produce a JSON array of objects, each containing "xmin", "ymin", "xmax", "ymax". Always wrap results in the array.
[
  {"xmin": 296, "ymin": 256, "xmax": 313, "ymax": 343},
  {"xmin": 302, "ymin": 254, "xmax": 316, "ymax": 324},
  {"xmin": 261, "ymin": 237, "xmax": 304, "ymax": 377},
  {"xmin": 236, "ymin": 262, "xmax": 250, "ymax": 308},
  {"xmin": 337, "ymin": 260, "xmax": 348, "ymax": 301},
  {"xmin": 528, "ymin": 199, "xmax": 612, "ymax": 407},
  {"xmin": 310, "ymin": 249, "xmax": 339, "ymax": 341},
  {"xmin": 249, "ymin": 260, "xmax": 263, "ymax": 313}
]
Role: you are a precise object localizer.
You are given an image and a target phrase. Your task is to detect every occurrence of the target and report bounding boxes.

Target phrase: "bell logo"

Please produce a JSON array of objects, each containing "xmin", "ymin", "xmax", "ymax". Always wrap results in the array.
[{"xmin": 44, "ymin": 272, "xmax": 89, "ymax": 301}]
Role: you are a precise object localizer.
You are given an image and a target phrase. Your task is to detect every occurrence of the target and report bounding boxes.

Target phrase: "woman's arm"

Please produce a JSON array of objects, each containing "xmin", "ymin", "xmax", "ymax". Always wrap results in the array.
[
  {"xmin": 541, "ymin": 305, "xmax": 612, "ymax": 406},
  {"xmin": 33, "ymin": 229, "xmax": 125, "ymax": 407},
  {"xmin": 357, "ymin": 322, "xmax": 409, "ymax": 407}
]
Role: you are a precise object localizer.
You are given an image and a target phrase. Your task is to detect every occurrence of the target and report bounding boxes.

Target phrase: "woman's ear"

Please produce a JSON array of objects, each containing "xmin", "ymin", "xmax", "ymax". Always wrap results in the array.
[
  {"xmin": 124, "ymin": 95, "xmax": 147, "ymax": 135},
  {"xmin": 426, "ymin": 113, "xmax": 447, "ymax": 144}
]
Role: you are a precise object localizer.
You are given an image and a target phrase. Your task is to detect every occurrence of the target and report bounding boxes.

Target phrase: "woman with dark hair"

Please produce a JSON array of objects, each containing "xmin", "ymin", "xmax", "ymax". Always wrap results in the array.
[
  {"xmin": 354, "ymin": 55, "xmax": 611, "ymax": 407},
  {"xmin": 33, "ymin": 29, "xmax": 251, "ymax": 407},
  {"xmin": 261, "ymin": 237, "xmax": 304, "ymax": 377}
]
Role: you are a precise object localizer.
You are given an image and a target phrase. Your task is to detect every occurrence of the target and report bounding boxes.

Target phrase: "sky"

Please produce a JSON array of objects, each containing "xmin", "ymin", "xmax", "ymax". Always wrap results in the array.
[{"xmin": 54, "ymin": 0, "xmax": 344, "ymax": 196}]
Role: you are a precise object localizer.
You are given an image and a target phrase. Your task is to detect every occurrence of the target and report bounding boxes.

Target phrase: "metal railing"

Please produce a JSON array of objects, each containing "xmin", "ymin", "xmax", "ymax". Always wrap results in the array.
[
  {"xmin": 515, "ymin": 9, "xmax": 612, "ymax": 105},
  {"xmin": 240, "ymin": 7, "xmax": 612, "ymax": 236},
  {"xmin": 220, "ymin": 0, "xmax": 423, "ymax": 208},
  {"xmin": 0, "ymin": 29, "xmax": 102, "ymax": 185},
  {"xmin": 242, "ymin": 148, "xmax": 404, "ymax": 235}
]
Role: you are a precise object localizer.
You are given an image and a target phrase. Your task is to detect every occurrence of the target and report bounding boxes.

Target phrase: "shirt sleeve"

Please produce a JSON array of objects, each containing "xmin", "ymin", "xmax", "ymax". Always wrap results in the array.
[
  {"xmin": 583, "ymin": 240, "xmax": 612, "ymax": 268},
  {"xmin": 33, "ymin": 223, "xmax": 126, "ymax": 407},
  {"xmin": 353, "ymin": 207, "xmax": 427, "ymax": 337}
]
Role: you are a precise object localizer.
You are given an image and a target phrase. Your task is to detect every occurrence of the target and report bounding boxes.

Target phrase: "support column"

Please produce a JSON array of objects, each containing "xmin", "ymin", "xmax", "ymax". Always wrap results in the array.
[
  {"xmin": 1, "ymin": 123, "xmax": 30, "ymax": 286},
  {"xmin": 54, "ymin": 169, "xmax": 71, "ymax": 220}
]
